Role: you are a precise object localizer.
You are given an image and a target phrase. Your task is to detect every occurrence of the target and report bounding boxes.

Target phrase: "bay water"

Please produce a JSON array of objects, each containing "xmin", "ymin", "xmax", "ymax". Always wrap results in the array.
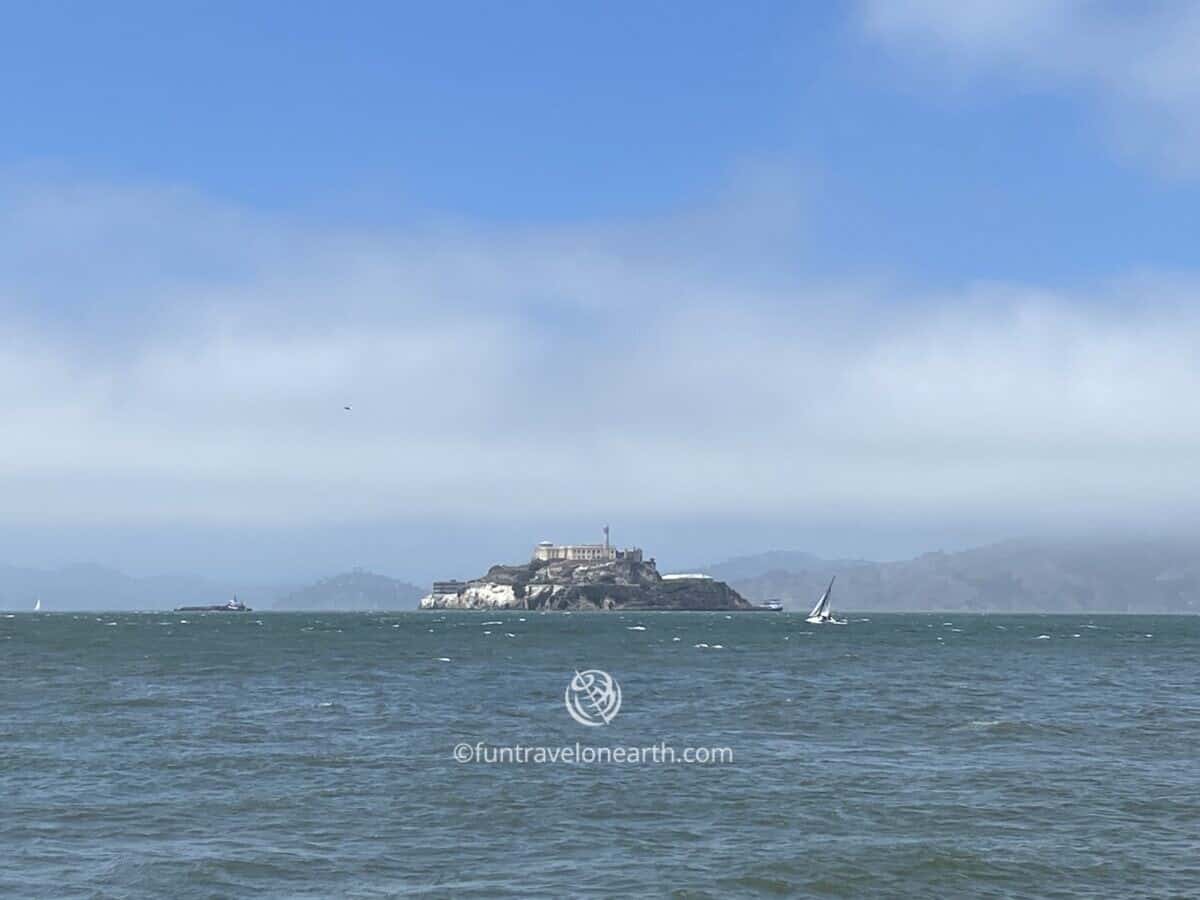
[{"xmin": 3, "ymin": 611, "xmax": 1198, "ymax": 897}]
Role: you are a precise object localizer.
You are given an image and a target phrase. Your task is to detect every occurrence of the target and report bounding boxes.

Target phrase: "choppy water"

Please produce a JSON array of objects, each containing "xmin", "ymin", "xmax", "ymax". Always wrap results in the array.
[{"xmin": 3, "ymin": 611, "xmax": 1200, "ymax": 898}]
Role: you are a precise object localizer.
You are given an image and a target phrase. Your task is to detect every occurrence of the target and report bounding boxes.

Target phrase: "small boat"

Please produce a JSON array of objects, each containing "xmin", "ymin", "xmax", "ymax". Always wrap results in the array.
[
  {"xmin": 175, "ymin": 596, "xmax": 252, "ymax": 612},
  {"xmin": 761, "ymin": 599, "xmax": 784, "ymax": 612},
  {"xmin": 33, "ymin": 597, "xmax": 41, "ymax": 612},
  {"xmin": 805, "ymin": 577, "xmax": 846, "ymax": 625}
]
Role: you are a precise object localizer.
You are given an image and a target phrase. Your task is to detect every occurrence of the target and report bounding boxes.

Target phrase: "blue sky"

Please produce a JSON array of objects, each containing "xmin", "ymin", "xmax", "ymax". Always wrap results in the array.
[
  {"xmin": 4, "ymin": 2, "xmax": 1200, "ymax": 581},
  {"xmin": 7, "ymin": 2, "xmax": 1197, "ymax": 278}
]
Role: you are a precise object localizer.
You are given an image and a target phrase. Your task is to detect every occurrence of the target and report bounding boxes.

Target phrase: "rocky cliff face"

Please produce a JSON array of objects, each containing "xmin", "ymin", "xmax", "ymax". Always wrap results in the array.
[{"xmin": 420, "ymin": 557, "xmax": 753, "ymax": 611}]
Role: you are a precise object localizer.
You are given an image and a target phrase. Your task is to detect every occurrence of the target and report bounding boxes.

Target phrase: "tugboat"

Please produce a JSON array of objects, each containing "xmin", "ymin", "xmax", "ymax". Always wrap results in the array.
[{"xmin": 175, "ymin": 595, "xmax": 252, "ymax": 612}]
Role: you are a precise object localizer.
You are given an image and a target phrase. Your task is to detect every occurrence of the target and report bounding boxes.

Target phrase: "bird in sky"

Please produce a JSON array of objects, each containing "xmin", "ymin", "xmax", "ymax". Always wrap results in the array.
[{"xmin": 344, "ymin": 405, "xmax": 352, "ymax": 411}]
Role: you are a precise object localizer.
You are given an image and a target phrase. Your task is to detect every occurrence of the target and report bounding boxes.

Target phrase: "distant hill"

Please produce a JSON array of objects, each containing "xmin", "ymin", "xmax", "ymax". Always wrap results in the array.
[
  {"xmin": 10, "ymin": 540, "xmax": 1200, "ymax": 613},
  {"xmin": 725, "ymin": 540, "xmax": 1200, "ymax": 613},
  {"xmin": 0, "ymin": 562, "xmax": 424, "ymax": 612},
  {"xmin": 0, "ymin": 563, "xmax": 282, "ymax": 612},
  {"xmin": 272, "ymin": 570, "xmax": 425, "ymax": 611},
  {"xmin": 703, "ymin": 550, "xmax": 869, "ymax": 583}
]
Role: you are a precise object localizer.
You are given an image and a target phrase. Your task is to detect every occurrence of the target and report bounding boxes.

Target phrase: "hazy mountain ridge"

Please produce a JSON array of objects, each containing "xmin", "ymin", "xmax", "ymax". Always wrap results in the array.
[
  {"xmin": 0, "ymin": 564, "xmax": 423, "ymax": 612},
  {"xmin": 0, "ymin": 563, "xmax": 286, "ymax": 612},
  {"xmin": 273, "ymin": 570, "xmax": 425, "ymax": 611},
  {"xmin": 8, "ymin": 539, "xmax": 1200, "ymax": 612},
  {"xmin": 724, "ymin": 540, "xmax": 1200, "ymax": 613},
  {"xmin": 703, "ymin": 550, "xmax": 872, "ymax": 583}
]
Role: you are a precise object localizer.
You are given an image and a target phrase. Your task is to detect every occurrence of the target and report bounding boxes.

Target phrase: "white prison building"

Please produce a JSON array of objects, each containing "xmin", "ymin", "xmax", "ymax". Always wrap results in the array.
[{"xmin": 533, "ymin": 526, "xmax": 643, "ymax": 563}]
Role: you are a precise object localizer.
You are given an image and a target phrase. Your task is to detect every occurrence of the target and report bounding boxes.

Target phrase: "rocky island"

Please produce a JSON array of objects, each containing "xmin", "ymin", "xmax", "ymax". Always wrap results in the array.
[{"xmin": 420, "ymin": 533, "xmax": 753, "ymax": 611}]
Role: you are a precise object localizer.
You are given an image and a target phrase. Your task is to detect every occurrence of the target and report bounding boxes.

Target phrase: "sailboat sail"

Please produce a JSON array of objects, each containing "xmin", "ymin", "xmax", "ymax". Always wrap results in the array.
[
  {"xmin": 821, "ymin": 577, "xmax": 835, "ymax": 617},
  {"xmin": 33, "ymin": 597, "xmax": 41, "ymax": 612},
  {"xmin": 804, "ymin": 576, "xmax": 844, "ymax": 624},
  {"xmin": 809, "ymin": 577, "xmax": 835, "ymax": 620}
]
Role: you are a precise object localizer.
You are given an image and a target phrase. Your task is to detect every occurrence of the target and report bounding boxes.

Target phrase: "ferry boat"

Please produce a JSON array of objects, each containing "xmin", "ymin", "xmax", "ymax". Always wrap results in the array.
[{"xmin": 175, "ymin": 596, "xmax": 252, "ymax": 612}]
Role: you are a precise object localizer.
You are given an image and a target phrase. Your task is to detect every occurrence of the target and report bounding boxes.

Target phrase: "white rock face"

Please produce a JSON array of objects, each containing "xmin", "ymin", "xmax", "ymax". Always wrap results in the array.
[
  {"xmin": 420, "ymin": 583, "xmax": 523, "ymax": 609},
  {"xmin": 463, "ymin": 583, "xmax": 522, "ymax": 608},
  {"xmin": 525, "ymin": 584, "xmax": 564, "ymax": 606}
]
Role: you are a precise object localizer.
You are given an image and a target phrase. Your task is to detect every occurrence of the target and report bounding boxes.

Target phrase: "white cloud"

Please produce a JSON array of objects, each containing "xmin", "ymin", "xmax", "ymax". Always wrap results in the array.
[
  {"xmin": 860, "ymin": 0, "xmax": 1200, "ymax": 174},
  {"xmin": 5, "ymin": 177, "xmax": 1200, "ymax": 542}
]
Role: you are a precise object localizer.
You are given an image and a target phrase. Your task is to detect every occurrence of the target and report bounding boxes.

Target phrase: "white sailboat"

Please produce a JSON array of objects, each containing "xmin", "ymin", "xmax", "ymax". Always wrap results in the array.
[
  {"xmin": 33, "ymin": 597, "xmax": 41, "ymax": 612},
  {"xmin": 805, "ymin": 576, "xmax": 845, "ymax": 625}
]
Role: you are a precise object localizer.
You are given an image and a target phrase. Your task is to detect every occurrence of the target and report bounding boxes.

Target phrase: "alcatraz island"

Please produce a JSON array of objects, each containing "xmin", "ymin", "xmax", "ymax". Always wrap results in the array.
[{"xmin": 419, "ymin": 528, "xmax": 757, "ymax": 612}]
